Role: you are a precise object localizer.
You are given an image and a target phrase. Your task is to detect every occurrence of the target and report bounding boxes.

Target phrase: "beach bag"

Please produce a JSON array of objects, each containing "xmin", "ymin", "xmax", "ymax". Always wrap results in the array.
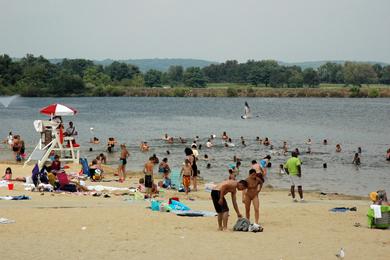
[{"xmin": 233, "ymin": 218, "xmax": 250, "ymax": 232}]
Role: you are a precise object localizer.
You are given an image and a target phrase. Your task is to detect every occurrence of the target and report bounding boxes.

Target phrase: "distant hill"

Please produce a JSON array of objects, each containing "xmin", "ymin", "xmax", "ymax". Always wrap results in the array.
[
  {"xmin": 94, "ymin": 58, "xmax": 217, "ymax": 72},
  {"xmin": 13, "ymin": 56, "xmax": 388, "ymax": 71},
  {"xmin": 278, "ymin": 60, "xmax": 389, "ymax": 69}
]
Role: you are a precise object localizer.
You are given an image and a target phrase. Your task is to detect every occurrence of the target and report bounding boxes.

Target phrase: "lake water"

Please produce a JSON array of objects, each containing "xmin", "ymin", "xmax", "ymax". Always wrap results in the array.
[{"xmin": 1, "ymin": 97, "xmax": 389, "ymax": 196}]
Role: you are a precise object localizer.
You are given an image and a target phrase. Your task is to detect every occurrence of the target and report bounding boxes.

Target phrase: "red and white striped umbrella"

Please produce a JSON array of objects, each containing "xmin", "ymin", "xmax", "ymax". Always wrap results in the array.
[{"xmin": 40, "ymin": 103, "xmax": 77, "ymax": 116}]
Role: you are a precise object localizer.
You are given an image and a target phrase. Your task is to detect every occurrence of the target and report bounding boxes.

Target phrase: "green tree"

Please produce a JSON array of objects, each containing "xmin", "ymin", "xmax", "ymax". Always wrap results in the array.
[
  {"xmin": 18, "ymin": 54, "xmax": 58, "ymax": 92},
  {"xmin": 105, "ymin": 62, "xmax": 140, "ymax": 81},
  {"xmin": 129, "ymin": 74, "xmax": 145, "ymax": 87},
  {"xmin": 343, "ymin": 62, "xmax": 378, "ymax": 86},
  {"xmin": 49, "ymin": 73, "xmax": 85, "ymax": 96},
  {"xmin": 183, "ymin": 67, "xmax": 207, "ymax": 87},
  {"xmin": 167, "ymin": 65, "xmax": 184, "ymax": 86},
  {"xmin": 318, "ymin": 62, "xmax": 344, "ymax": 83},
  {"xmin": 380, "ymin": 66, "xmax": 390, "ymax": 84},
  {"xmin": 144, "ymin": 69, "xmax": 162, "ymax": 87},
  {"xmin": 372, "ymin": 64, "xmax": 383, "ymax": 79},
  {"xmin": 83, "ymin": 66, "xmax": 110, "ymax": 86},
  {"xmin": 0, "ymin": 54, "xmax": 22, "ymax": 86},
  {"xmin": 59, "ymin": 59, "xmax": 94, "ymax": 77},
  {"xmin": 303, "ymin": 68, "xmax": 320, "ymax": 87},
  {"xmin": 287, "ymin": 70, "xmax": 303, "ymax": 88}
]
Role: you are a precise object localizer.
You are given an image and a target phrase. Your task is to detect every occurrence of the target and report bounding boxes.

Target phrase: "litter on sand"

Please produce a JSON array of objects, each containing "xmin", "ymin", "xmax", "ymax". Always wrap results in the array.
[{"xmin": 0, "ymin": 218, "xmax": 16, "ymax": 224}]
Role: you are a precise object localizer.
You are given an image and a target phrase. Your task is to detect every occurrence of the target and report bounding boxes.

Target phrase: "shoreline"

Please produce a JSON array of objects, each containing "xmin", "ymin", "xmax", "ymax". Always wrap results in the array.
[
  {"xmin": 5, "ymin": 85, "xmax": 390, "ymax": 98},
  {"xmin": 0, "ymin": 161, "xmax": 370, "ymax": 200}
]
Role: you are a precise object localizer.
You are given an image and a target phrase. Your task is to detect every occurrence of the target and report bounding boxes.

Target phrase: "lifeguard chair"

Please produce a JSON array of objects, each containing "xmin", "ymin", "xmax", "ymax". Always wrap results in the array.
[{"xmin": 24, "ymin": 104, "xmax": 80, "ymax": 169}]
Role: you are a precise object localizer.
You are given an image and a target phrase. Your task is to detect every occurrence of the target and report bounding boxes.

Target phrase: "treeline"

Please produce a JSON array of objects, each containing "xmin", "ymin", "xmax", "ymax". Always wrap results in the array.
[{"xmin": 0, "ymin": 54, "xmax": 389, "ymax": 97}]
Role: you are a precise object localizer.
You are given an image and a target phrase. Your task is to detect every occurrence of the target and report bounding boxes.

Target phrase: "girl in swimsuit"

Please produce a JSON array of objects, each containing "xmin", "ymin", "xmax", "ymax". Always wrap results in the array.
[{"xmin": 2, "ymin": 167, "xmax": 12, "ymax": 181}]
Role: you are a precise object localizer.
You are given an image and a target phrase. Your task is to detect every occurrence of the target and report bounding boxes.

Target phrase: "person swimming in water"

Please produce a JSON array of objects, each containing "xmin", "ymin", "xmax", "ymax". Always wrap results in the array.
[
  {"xmin": 222, "ymin": 131, "xmax": 229, "ymax": 142},
  {"xmin": 140, "ymin": 141, "xmax": 150, "ymax": 152},
  {"xmin": 206, "ymin": 139, "xmax": 213, "ymax": 148},
  {"xmin": 352, "ymin": 153, "xmax": 361, "ymax": 166},
  {"xmin": 107, "ymin": 137, "xmax": 117, "ymax": 153},
  {"xmin": 336, "ymin": 144, "xmax": 342, "ymax": 152}
]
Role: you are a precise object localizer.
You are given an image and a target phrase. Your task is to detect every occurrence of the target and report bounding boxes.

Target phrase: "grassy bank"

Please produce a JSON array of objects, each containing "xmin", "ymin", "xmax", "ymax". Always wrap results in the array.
[{"xmin": 118, "ymin": 84, "xmax": 390, "ymax": 98}]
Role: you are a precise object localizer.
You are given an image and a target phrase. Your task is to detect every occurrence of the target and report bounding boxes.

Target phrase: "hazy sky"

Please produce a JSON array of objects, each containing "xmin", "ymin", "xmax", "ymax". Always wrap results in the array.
[{"xmin": 1, "ymin": 0, "xmax": 389, "ymax": 62}]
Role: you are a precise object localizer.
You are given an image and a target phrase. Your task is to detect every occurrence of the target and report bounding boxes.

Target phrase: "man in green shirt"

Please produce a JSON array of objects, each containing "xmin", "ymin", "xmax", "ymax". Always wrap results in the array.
[{"xmin": 284, "ymin": 151, "xmax": 303, "ymax": 202}]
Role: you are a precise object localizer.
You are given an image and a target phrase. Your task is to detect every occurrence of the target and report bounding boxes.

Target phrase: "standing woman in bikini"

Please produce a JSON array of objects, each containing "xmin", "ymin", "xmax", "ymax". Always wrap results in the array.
[{"xmin": 184, "ymin": 147, "xmax": 198, "ymax": 191}]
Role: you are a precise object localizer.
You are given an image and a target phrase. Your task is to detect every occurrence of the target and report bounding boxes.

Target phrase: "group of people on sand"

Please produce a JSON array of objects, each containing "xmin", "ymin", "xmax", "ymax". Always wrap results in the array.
[{"xmin": 211, "ymin": 150, "xmax": 304, "ymax": 231}]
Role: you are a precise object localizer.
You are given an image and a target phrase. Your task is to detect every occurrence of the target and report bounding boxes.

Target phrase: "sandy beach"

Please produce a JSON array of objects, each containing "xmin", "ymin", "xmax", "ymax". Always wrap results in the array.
[{"xmin": 0, "ymin": 163, "xmax": 388, "ymax": 260}]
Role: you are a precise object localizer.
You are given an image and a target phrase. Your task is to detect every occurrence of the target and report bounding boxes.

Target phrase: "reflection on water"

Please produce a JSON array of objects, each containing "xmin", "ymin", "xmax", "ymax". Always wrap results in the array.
[{"xmin": 0, "ymin": 97, "xmax": 389, "ymax": 196}]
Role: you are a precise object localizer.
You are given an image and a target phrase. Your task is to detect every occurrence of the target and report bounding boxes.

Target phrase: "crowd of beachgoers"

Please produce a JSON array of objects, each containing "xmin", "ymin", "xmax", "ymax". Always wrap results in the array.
[{"xmin": 2, "ymin": 120, "xmax": 390, "ymax": 231}]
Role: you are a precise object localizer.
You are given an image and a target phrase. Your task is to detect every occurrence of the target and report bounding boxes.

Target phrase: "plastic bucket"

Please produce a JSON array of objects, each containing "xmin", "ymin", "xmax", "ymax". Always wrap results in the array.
[{"xmin": 8, "ymin": 183, "xmax": 14, "ymax": 190}]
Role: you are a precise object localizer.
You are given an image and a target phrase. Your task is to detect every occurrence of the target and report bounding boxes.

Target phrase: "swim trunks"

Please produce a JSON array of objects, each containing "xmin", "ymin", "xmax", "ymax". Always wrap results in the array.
[
  {"xmin": 182, "ymin": 175, "xmax": 191, "ymax": 187},
  {"xmin": 211, "ymin": 190, "xmax": 229, "ymax": 213},
  {"xmin": 120, "ymin": 158, "xmax": 127, "ymax": 165},
  {"xmin": 145, "ymin": 174, "xmax": 153, "ymax": 188}
]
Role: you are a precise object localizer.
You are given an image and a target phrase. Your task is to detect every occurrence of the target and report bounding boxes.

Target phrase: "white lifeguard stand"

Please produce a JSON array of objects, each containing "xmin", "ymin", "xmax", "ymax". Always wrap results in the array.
[{"xmin": 24, "ymin": 120, "xmax": 80, "ymax": 169}]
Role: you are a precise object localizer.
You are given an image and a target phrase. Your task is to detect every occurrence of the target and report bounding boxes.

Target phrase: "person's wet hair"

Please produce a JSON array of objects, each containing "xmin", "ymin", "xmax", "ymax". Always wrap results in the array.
[
  {"xmin": 184, "ymin": 147, "xmax": 193, "ymax": 156},
  {"xmin": 291, "ymin": 151, "xmax": 297, "ymax": 157},
  {"xmin": 166, "ymin": 150, "xmax": 170, "ymax": 155},
  {"xmin": 249, "ymin": 169, "xmax": 256, "ymax": 175},
  {"xmin": 238, "ymin": 180, "xmax": 248, "ymax": 187},
  {"xmin": 163, "ymin": 158, "xmax": 168, "ymax": 162},
  {"xmin": 264, "ymin": 155, "xmax": 271, "ymax": 160},
  {"xmin": 206, "ymin": 163, "xmax": 211, "ymax": 169},
  {"xmin": 251, "ymin": 160, "xmax": 257, "ymax": 164}
]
